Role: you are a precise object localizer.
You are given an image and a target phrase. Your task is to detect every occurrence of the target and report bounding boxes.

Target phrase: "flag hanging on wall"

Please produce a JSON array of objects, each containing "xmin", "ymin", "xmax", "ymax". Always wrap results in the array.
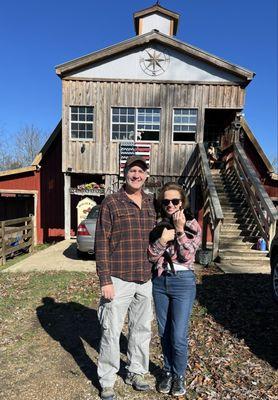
[{"xmin": 119, "ymin": 141, "xmax": 151, "ymax": 176}]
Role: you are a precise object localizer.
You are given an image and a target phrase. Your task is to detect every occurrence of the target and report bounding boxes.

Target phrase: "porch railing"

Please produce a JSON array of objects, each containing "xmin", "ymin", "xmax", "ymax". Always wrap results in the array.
[
  {"xmin": 0, "ymin": 216, "xmax": 34, "ymax": 266},
  {"xmin": 183, "ymin": 144, "xmax": 223, "ymax": 260},
  {"xmin": 198, "ymin": 144, "xmax": 223, "ymax": 260},
  {"xmin": 233, "ymin": 142, "xmax": 277, "ymax": 246}
]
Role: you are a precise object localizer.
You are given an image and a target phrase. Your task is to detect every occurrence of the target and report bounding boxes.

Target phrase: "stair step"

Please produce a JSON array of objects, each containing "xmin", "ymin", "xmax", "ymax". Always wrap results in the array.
[
  {"xmin": 223, "ymin": 225, "xmax": 259, "ymax": 231},
  {"xmin": 218, "ymin": 197, "xmax": 245, "ymax": 203},
  {"xmin": 219, "ymin": 255, "xmax": 270, "ymax": 266},
  {"xmin": 223, "ymin": 210, "xmax": 252, "ymax": 216},
  {"xmin": 217, "ymin": 192, "xmax": 244, "ymax": 198},
  {"xmin": 211, "ymin": 169, "xmax": 264, "ymax": 261},
  {"xmin": 215, "ymin": 262, "xmax": 270, "ymax": 273},
  {"xmin": 218, "ymin": 190, "xmax": 243, "ymax": 195},
  {"xmin": 219, "ymin": 249, "xmax": 268, "ymax": 256},
  {"xmin": 223, "ymin": 216, "xmax": 252, "ymax": 222},
  {"xmin": 221, "ymin": 224, "xmax": 258, "ymax": 232},
  {"xmin": 220, "ymin": 233, "xmax": 259, "ymax": 242},
  {"xmin": 219, "ymin": 236, "xmax": 258, "ymax": 247},
  {"xmin": 219, "ymin": 242, "xmax": 254, "ymax": 249},
  {"xmin": 219, "ymin": 197, "xmax": 246, "ymax": 207},
  {"xmin": 221, "ymin": 206, "xmax": 249, "ymax": 212}
]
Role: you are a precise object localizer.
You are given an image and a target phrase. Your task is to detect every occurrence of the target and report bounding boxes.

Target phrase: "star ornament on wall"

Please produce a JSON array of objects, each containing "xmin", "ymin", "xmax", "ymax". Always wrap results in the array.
[{"xmin": 140, "ymin": 47, "xmax": 170, "ymax": 76}]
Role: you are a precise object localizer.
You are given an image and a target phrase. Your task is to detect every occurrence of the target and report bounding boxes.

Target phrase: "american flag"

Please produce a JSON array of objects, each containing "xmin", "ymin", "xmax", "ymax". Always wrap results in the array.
[{"xmin": 120, "ymin": 141, "xmax": 151, "ymax": 176}]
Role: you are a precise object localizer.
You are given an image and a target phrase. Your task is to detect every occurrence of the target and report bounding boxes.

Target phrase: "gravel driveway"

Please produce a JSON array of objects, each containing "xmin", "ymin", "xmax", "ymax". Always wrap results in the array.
[{"xmin": 1, "ymin": 239, "xmax": 96, "ymax": 273}]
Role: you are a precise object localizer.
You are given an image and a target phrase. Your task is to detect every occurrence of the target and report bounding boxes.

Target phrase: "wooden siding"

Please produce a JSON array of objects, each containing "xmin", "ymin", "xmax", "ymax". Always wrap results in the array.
[{"xmin": 62, "ymin": 80, "xmax": 245, "ymax": 175}]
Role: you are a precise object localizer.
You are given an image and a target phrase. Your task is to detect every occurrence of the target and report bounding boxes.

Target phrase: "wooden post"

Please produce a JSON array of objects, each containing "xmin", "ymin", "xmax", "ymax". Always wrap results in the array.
[
  {"xmin": 202, "ymin": 213, "xmax": 208, "ymax": 250},
  {"xmin": 64, "ymin": 173, "xmax": 71, "ymax": 240},
  {"xmin": 33, "ymin": 193, "xmax": 38, "ymax": 246},
  {"xmin": 212, "ymin": 221, "xmax": 221, "ymax": 260},
  {"xmin": 1, "ymin": 221, "xmax": 6, "ymax": 265},
  {"xmin": 30, "ymin": 216, "xmax": 35, "ymax": 253}
]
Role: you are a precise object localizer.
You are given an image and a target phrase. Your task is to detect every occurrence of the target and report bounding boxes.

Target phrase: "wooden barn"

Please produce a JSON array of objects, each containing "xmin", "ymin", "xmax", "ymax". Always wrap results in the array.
[
  {"xmin": 0, "ymin": 122, "xmax": 64, "ymax": 244},
  {"xmin": 1, "ymin": 3, "xmax": 277, "ymax": 266}
]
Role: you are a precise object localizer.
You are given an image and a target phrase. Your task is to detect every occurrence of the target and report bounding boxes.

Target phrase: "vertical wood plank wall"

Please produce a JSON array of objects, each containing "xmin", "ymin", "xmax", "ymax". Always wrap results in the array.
[{"xmin": 62, "ymin": 80, "xmax": 245, "ymax": 176}]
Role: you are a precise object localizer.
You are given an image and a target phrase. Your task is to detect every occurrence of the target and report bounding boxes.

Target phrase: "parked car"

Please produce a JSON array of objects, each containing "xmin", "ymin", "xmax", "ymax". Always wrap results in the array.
[
  {"xmin": 76, "ymin": 205, "xmax": 100, "ymax": 258},
  {"xmin": 270, "ymin": 232, "xmax": 278, "ymax": 303}
]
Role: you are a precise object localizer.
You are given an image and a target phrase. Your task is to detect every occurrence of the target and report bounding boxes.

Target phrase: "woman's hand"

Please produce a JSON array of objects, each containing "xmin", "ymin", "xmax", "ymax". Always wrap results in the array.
[
  {"xmin": 159, "ymin": 228, "xmax": 175, "ymax": 246},
  {"xmin": 172, "ymin": 209, "xmax": 186, "ymax": 232}
]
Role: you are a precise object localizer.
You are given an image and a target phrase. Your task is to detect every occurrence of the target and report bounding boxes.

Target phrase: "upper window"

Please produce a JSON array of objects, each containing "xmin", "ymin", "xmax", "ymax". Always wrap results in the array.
[
  {"xmin": 70, "ymin": 106, "xmax": 94, "ymax": 139},
  {"xmin": 112, "ymin": 107, "xmax": 160, "ymax": 141},
  {"xmin": 173, "ymin": 109, "xmax": 197, "ymax": 142}
]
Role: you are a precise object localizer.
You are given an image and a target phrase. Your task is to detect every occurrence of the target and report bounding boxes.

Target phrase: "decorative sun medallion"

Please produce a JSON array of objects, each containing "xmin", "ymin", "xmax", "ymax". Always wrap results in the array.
[{"xmin": 140, "ymin": 47, "xmax": 170, "ymax": 76}]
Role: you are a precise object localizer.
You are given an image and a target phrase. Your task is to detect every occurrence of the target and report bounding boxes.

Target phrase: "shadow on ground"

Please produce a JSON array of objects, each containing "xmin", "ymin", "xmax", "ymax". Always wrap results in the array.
[
  {"xmin": 62, "ymin": 243, "xmax": 95, "ymax": 261},
  {"xmin": 36, "ymin": 297, "xmax": 159, "ymax": 391},
  {"xmin": 196, "ymin": 273, "xmax": 278, "ymax": 369}
]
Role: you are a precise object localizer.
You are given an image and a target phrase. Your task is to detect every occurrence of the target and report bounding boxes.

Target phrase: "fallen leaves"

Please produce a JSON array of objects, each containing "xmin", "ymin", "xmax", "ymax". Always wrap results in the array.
[{"xmin": 0, "ymin": 267, "xmax": 277, "ymax": 399}]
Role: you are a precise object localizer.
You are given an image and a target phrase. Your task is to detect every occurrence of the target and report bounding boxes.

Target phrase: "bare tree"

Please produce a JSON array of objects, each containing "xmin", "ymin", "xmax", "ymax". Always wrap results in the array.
[
  {"xmin": 271, "ymin": 157, "xmax": 278, "ymax": 174},
  {"xmin": 14, "ymin": 125, "xmax": 46, "ymax": 167},
  {"xmin": 0, "ymin": 130, "xmax": 16, "ymax": 171}
]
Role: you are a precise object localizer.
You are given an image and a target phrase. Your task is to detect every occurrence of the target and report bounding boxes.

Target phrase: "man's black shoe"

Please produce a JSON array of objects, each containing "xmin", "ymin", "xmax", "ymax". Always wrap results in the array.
[
  {"xmin": 157, "ymin": 370, "xmax": 172, "ymax": 394},
  {"xmin": 172, "ymin": 375, "xmax": 186, "ymax": 396}
]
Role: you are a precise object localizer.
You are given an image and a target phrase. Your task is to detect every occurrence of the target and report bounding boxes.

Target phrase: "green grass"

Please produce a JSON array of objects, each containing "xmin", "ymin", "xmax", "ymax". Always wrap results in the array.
[{"xmin": 0, "ymin": 271, "xmax": 98, "ymax": 320}]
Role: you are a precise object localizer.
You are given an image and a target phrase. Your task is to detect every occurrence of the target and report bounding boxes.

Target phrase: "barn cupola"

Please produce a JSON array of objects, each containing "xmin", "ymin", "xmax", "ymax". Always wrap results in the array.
[{"xmin": 133, "ymin": 2, "xmax": 179, "ymax": 36}]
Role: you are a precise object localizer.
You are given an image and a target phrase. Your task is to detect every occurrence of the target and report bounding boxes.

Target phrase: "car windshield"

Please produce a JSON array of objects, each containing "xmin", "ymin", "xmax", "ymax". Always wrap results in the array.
[{"xmin": 87, "ymin": 206, "xmax": 100, "ymax": 219}]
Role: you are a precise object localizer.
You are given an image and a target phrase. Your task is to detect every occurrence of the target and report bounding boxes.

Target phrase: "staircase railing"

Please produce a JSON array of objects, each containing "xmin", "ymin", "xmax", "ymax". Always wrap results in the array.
[
  {"xmin": 184, "ymin": 145, "xmax": 224, "ymax": 259},
  {"xmin": 233, "ymin": 142, "xmax": 278, "ymax": 246}
]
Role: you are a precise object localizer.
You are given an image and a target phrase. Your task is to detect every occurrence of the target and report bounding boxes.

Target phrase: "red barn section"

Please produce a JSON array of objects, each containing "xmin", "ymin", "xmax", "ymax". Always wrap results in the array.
[{"xmin": 0, "ymin": 122, "xmax": 64, "ymax": 244}]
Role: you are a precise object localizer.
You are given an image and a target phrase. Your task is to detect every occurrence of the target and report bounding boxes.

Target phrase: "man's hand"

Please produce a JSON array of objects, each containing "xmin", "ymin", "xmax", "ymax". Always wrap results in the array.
[
  {"xmin": 101, "ymin": 284, "xmax": 115, "ymax": 300},
  {"xmin": 159, "ymin": 228, "xmax": 175, "ymax": 246}
]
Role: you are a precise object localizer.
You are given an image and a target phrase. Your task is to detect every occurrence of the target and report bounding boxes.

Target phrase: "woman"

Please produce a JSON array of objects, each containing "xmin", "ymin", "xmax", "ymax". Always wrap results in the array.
[
  {"xmin": 148, "ymin": 183, "xmax": 201, "ymax": 397},
  {"xmin": 207, "ymin": 143, "xmax": 218, "ymax": 169}
]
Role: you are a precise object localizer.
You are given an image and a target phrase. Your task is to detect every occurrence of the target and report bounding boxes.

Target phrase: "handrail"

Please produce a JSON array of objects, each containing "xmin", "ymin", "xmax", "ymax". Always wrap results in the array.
[
  {"xmin": 233, "ymin": 142, "xmax": 278, "ymax": 245},
  {"xmin": 181, "ymin": 144, "xmax": 225, "ymax": 260},
  {"xmin": 197, "ymin": 143, "xmax": 223, "ymax": 260},
  {"xmin": 198, "ymin": 144, "xmax": 224, "ymax": 221}
]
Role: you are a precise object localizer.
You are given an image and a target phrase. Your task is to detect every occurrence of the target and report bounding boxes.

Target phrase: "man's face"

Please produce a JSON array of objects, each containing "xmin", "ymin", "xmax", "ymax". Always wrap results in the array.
[{"xmin": 125, "ymin": 164, "xmax": 148, "ymax": 192}]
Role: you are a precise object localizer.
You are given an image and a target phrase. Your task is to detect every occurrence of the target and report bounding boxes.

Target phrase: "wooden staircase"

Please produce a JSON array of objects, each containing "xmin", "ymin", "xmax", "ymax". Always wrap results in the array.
[{"xmin": 211, "ymin": 168, "xmax": 270, "ymax": 272}]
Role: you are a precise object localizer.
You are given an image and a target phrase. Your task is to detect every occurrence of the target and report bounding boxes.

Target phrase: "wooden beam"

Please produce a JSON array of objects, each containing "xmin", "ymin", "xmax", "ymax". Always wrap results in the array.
[
  {"xmin": 0, "ymin": 189, "xmax": 38, "ymax": 195},
  {"xmin": 62, "ymin": 77, "xmax": 243, "ymax": 85},
  {"xmin": 0, "ymin": 166, "xmax": 36, "ymax": 178},
  {"xmin": 241, "ymin": 117, "xmax": 275, "ymax": 174},
  {"xmin": 64, "ymin": 173, "xmax": 71, "ymax": 240}
]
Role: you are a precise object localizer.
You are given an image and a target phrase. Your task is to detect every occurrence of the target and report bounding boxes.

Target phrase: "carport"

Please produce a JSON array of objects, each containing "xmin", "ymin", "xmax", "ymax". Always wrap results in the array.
[{"xmin": 0, "ymin": 189, "xmax": 38, "ymax": 245}]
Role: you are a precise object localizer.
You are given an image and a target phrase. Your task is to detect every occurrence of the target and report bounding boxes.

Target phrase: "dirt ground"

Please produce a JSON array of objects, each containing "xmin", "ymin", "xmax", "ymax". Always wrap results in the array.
[
  {"xmin": 0, "ymin": 268, "xmax": 277, "ymax": 400},
  {"xmin": 2, "ymin": 240, "xmax": 95, "ymax": 273}
]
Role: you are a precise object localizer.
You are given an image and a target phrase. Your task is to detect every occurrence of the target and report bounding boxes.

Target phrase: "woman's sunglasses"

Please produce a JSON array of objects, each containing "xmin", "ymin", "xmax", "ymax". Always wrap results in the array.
[{"xmin": 162, "ymin": 198, "xmax": 181, "ymax": 206}]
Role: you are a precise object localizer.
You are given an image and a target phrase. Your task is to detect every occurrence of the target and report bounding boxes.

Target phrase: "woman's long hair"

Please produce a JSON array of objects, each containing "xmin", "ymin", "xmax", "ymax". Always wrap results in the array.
[{"xmin": 157, "ymin": 182, "xmax": 190, "ymax": 219}]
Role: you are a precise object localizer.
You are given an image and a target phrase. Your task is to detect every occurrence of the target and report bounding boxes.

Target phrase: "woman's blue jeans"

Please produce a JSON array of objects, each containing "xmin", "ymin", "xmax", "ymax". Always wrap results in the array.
[{"xmin": 152, "ymin": 270, "xmax": 196, "ymax": 377}]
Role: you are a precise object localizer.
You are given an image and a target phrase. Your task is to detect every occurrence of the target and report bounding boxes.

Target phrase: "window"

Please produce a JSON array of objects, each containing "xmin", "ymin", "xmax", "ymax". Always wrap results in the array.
[
  {"xmin": 112, "ymin": 107, "xmax": 160, "ymax": 141},
  {"xmin": 173, "ymin": 109, "xmax": 197, "ymax": 142},
  {"xmin": 112, "ymin": 108, "xmax": 135, "ymax": 140},
  {"xmin": 70, "ymin": 106, "xmax": 94, "ymax": 139}
]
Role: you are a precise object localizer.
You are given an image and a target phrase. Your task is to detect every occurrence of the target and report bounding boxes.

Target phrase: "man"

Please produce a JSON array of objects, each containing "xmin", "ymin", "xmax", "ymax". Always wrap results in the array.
[{"xmin": 95, "ymin": 155, "xmax": 156, "ymax": 400}]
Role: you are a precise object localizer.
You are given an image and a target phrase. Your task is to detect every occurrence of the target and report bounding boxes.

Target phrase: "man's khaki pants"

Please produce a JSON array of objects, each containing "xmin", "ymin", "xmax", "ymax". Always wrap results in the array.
[{"xmin": 97, "ymin": 276, "xmax": 153, "ymax": 388}]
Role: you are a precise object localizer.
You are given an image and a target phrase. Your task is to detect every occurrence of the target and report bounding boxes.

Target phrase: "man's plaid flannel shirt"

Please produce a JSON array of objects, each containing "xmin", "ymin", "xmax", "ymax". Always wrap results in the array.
[{"xmin": 95, "ymin": 187, "xmax": 156, "ymax": 287}]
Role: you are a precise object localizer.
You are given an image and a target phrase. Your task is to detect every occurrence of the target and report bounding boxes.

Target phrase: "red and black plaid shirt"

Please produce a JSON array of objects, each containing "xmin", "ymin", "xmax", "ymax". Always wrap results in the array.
[{"xmin": 95, "ymin": 187, "xmax": 156, "ymax": 287}]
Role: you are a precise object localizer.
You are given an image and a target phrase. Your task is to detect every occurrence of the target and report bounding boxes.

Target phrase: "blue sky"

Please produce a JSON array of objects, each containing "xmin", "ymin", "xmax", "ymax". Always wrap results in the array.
[{"xmin": 0, "ymin": 0, "xmax": 277, "ymax": 161}]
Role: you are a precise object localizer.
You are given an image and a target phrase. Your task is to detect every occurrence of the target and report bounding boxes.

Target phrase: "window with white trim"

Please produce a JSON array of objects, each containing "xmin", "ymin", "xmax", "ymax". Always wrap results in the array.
[
  {"xmin": 112, "ymin": 107, "xmax": 160, "ymax": 141},
  {"xmin": 173, "ymin": 109, "xmax": 197, "ymax": 142},
  {"xmin": 70, "ymin": 106, "xmax": 94, "ymax": 139}
]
